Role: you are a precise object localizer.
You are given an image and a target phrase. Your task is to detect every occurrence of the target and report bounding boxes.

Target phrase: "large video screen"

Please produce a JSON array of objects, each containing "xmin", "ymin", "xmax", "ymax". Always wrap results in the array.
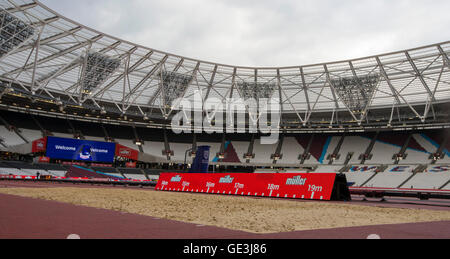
[{"xmin": 46, "ymin": 136, "xmax": 116, "ymax": 163}]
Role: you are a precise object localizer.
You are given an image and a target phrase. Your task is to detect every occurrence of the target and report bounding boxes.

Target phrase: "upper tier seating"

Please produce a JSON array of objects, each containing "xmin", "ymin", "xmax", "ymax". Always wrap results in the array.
[{"xmin": 20, "ymin": 129, "xmax": 42, "ymax": 142}]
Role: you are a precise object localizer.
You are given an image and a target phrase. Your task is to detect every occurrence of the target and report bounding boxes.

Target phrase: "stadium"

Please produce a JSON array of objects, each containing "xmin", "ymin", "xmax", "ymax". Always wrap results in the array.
[{"xmin": 0, "ymin": 0, "xmax": 449, "ymax": 242}]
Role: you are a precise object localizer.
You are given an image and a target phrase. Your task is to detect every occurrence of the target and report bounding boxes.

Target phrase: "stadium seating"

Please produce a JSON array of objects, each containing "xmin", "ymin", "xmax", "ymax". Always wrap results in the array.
[
  {"xmin": 384, "ymin": 165, "xmax": 417, "ymax": 173},
  {"xmin": 117, "ymin": 168, "xmax": 150, "ymax": 180},
  {"xmin": 277, "ymin": 137, "xmax": 305, "ymax": 164},
  {"xmin": 0, "ymin": 108, "xmax": 448, "ymax": 190},
  {"xmin": 0, "ymin": 125, "xmax": 26, "ymax": 146},
  {"xmin": 344, "ymin": 172, "xmax": 377, "ymax": 187},
  {"xmin": 369, "ymin": 143, "xmax": 398, "ymax": 164},
  {"xmin": 19, "ymin": 168, "xmax": 48, "ymax": 176},
  {"xmin": 251, "ymin": 140, "xmax": 278, "ymax": 164},
  {"xmin": 0, "ymin": 167, "xmax": 32, "ymax": 176},
  {"xmin": 403, "ymin": 171, "xmax": 450, "ymax": 190},
  {"xmin": 46, "ymin": 170, "xmax": 67, "ymax": 177},
  {"xmin": 314, "ymin": 165, "xmax": 342, "ymax": 173},
  {"xmin": 334, "ymin": 135, "xmax": 372, "ymax": 164},
  {"xmin": 170, "ymin": 142, "xmax": 194, "ymax": 162},
  {"xmin": 125, "ymin": 174, "xmax": 149, "ymax": 181},
  {"xmin": 65, "ymin": 166, "xmax": 123, "ymax": 180},
  {"xmin": 106, "ymin": 173, "xmax": 127, "ymax": 179},
  {"xmin": 141, "ymin": 141, "xmax": 166, "ymax": 159},
  {"xmin": 35, "ymin": 163, "xmax": 67, "ymax": 171},
  {"xmin": 19, "ymin": 129, "xmax": 43, "ymax": 143},
  {"xmin": 231, "ymin": 141, "xmax": 249, "ymax": 163},
  {"xmin": 2, "ymin": 110, "xmax": 448, "ymax": 167},
  {"xmin": 364, "ymin": 172, "xmax": 414, "ymax": 188},
  {"xmin": 91, "ymin": 167, "xmax": 118, "ymax": 173}
]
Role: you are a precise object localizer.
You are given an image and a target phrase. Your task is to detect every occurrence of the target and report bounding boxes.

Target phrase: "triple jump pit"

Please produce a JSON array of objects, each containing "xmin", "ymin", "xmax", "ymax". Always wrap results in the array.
[{"xmin": 1, "ymin": 186, "xmax": 450, "ymax": 234}]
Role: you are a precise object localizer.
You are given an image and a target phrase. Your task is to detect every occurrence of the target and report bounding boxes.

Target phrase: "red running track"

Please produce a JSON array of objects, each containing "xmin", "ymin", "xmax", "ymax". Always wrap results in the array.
[{"xmin": 0, "ymin": 181, "xmax": 449, "ymax": 239}]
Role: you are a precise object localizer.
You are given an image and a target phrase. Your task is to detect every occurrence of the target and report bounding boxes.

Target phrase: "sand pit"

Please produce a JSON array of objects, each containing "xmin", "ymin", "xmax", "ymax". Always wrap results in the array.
[{"xmin": 1, "ymin": 187, "xmax": 450, "ymax": 233}]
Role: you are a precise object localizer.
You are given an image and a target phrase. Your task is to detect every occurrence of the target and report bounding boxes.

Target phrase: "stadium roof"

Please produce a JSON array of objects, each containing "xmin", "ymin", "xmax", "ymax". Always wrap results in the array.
[{"xmin": 0, "ymin": 0, "xmax": 449, "ymax": 127}]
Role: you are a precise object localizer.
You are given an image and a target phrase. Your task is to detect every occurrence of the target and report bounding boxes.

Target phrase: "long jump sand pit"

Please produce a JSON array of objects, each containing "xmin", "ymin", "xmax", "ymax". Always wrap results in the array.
[{"xmin": 1, "ymin": 187, "xmax": 450, "ymax": 234}]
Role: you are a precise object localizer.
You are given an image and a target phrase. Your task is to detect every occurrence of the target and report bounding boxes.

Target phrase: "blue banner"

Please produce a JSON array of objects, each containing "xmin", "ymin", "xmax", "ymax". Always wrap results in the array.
[
  {"xmin": 189, "ymin": 146, "xmax": 210, "ymax": 173},
  {"xmin": 46, "ymin": 136, "xmax": 116, "ymax": 163}
]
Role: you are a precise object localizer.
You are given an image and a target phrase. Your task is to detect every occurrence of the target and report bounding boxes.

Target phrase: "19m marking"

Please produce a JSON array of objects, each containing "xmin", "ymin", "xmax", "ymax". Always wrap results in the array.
[{"xmin": 308, "ymin": 185, "xmax": 323, "ymax": 192}]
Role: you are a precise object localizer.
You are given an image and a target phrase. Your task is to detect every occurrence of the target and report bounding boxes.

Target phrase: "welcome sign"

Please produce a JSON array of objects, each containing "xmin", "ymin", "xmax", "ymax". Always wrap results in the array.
[{"xmin": 46, "ymin": 136, "xmax": 116, "ymax": 163}]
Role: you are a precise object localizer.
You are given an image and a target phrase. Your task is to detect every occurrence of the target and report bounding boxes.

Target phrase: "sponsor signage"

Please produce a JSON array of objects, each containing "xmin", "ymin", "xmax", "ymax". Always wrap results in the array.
[
  {"xmin": 32, "ymin": 137, "xmax": 47, "ymax": 153},
  {"xmin": 388, "ymin": 166, "xmax": 414, "ymax": 173},
  {"xmin": 349, "ymin": 165, "xmax": 379, "ymax": 173},
  {"xmin": 125, "ymin": 161, "xmax": 137, "ymax": 168},
  {"xmin": 115, "ymin": 144, "xmax": 139, "ymax": 160},
  {"xmin": 38, "ymin": 156, "xmax": 50, "ymax": 163},
  {"xmin": 427, "ymin": 165, "xmax": 449, "ymax": 173},
  {"xmin": 156, "ymin": 173, "xmax": 338, "ymax": 201},
  {"xmin": 46, "ymin": 136, "xmax": 116, "ymax": 163},
  {"xmin": 171, "ymin": 175, "xmax": 182, "ymax": 182}
]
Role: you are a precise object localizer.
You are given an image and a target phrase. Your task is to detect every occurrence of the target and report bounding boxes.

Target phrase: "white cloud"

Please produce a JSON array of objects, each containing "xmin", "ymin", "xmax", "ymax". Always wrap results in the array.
[{"xmin": 40, "ymin": 0, "xmax": 450, "ymax": 67}]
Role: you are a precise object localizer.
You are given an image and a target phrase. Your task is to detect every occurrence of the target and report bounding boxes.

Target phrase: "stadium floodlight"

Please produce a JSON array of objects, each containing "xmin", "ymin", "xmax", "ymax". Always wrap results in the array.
[
  {"xmin": 4, "ymin": 86, "xmax": 14, "ymax": 94},
  {"xmin": 134, "ymin": 139, "xmax": 143, "ymax": 146},
  {"xmin": 271, "ymin": 153, "xmax": 283, "ymax": 161},
  {"xmin": 243, "ymin": 153, "xmax": 255, "ymax": 159},
  {"xmin": 105, "ymin": 136, "xmax": 114, "ymax": 142},
  {"xmin": 0, "ymin": 81, "xmax": 14, "ymax": 95},
  {"xmin": 162, "ymin": 149, "xmax": 174, "ymax": 157},
  {"xmin": 159, "ymin": 70, "xmax": 193, "ymax": 108},
  {"xmin": 237, "ymin": 81, "xmax": 276, "ymax": 101},
  {"xmin": 429, "ymin": 152, "xmax": 445, "ymax": 161},
  {"xmin": 55, "ymin": 98, "xmax": 63, "ymax": 106},
  {"xmin": 299, "ymin": 153, "xmax": 311, "ymax": 160},
  {"xmin": 120, "ymin": 112, "xmax": 127, "ymax": 121},
  {"xmin": 331, "ymin": 73, "xmax": 380, "ymax": 114},
  {"xmin": 100, "ymin": 107, "xmax": 107, "ymax": 115},
  {"xmin": 81, "ymin": 51, "xmax": 121, "ymax": 95},
  {"xmin": 0, "ymin": 9, "xmax": 35, "ymax": 58},
  {"xmin": 216, "ymin": 153, "xmax": 225, "ymax": 159},
  {"xmin": 393, "ymin": 153, "xmax": 407, "ymax": 161}
]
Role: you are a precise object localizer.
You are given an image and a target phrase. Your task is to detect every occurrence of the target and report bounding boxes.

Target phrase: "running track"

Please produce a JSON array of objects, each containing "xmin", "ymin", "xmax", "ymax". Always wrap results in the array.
[{"xmin": 0, "ymin": 181, "xmax": 449, "ymax": 239}]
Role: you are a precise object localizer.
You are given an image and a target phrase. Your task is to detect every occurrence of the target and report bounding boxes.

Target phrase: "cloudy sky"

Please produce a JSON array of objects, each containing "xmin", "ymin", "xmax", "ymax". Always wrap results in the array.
[{"xmin": 40, "ymin": 0, "xmax": 450, "ymax": 67}]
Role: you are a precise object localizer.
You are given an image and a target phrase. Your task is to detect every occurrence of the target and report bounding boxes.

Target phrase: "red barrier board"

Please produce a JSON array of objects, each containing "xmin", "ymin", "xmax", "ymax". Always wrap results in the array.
[
  {"xmin": 156, "ymin": 173, "xmax": 337, "ymax": 201},
  {"xmin": 115, "ymin": 144, "xmax": 139, "ymax": 160}
]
